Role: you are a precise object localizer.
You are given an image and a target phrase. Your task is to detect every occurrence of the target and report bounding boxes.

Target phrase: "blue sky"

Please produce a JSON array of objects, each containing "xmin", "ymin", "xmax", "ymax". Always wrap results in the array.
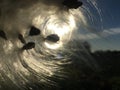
[
  {"xmin": 98, "ymin": 0, "xmax": 120, "ymax": 28},
  {"xmin": 85, "ymin": 0, "xmax": 120, "ymax": 51}
]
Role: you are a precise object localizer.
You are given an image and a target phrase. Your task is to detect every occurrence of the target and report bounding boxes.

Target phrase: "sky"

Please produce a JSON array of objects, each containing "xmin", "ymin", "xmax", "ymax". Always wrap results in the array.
[
  {"xmin": 1, "ymin": 0, "xmax": 120, "ymax": 51},
  {"xmin": 84, "ymin": 0, "xmax": 120, "ymax": 51}
]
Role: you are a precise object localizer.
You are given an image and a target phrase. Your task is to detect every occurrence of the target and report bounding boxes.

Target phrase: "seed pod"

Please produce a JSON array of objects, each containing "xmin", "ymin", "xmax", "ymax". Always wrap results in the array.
[
  {"xmin": 45, "ymin": 34, "xmax": 60, "ymax": 43},
  {"xmin": 18, "ymin": 34, "xmax": 26, "ymax": 44},
  {"xmin": 0, "ymin": 30, "xmax": 7, "ymax": 40},
  {"xmin": 62, "ymin": 0, "xmax": 83, "ymax": 9},
  {"xmin": 29, "ymin": 26, "xmax": 41, "ymax": 36},
  {"xmin": 22, "ymin": 42, "xmax": 35, "ymax": 50}
]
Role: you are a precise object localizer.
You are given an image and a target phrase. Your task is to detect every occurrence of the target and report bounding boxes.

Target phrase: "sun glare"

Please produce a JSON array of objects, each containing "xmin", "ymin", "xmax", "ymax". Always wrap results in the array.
[
  {"xmin": 44, "ymin": 42, "xmax": 63, "ymax": 50},
  {"xmin": 44, "ymin": 15, "xmax": 76, "ymax": 49}
]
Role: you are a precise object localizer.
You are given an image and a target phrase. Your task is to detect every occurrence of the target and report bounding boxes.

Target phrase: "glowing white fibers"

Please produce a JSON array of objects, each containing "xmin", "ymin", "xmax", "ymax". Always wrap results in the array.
[
  {"xmin": 42, "ymin": 14, "xmax": 76, "ymax": 49},
  {"xmin": 0, "ymin": 0, "xmax": 102, "ymax": 89}
]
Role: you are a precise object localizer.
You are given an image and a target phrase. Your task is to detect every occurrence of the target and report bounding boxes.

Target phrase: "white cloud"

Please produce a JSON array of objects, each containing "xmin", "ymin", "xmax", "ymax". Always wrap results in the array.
[
  {"xmin": 102, "ymin": 28, "xmax": 120, "ymax": 36},
  {"xmin": 77, "ymin": 28, "xmax": 120, "ymax": 40}
]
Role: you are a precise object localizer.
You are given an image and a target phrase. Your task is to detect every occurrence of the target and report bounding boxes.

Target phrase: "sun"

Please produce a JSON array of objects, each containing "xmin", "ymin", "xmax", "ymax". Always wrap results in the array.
[{"xmin": 44, "ymin": 15, "xmax": 76, "ymax": 49}]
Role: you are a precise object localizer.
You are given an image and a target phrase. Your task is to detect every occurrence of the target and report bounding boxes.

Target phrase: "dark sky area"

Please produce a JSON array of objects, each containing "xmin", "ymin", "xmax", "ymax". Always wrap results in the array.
[
  {"xmin": 87, "ymin": 0, "xmax": 120, "ymax": 51},
  {"xmin": 98, "ymin": 0, "xmax": 120, "ymax": 28}
]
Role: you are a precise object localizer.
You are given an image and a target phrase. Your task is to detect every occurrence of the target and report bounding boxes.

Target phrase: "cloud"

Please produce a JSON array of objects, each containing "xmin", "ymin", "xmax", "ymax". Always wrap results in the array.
[
  {"xmin": 102, "ymin": 28, "xmax": 120, "ymax": 36},
  {"xmin": 77, "ymin": 28, "xmax": 120, "ymax": 40}
]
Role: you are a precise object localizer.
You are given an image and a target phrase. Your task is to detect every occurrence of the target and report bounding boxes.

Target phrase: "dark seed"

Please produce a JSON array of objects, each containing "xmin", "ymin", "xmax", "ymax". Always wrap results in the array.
[
  {"xmin": 29, "ymin": 26, "xmax": 41, "ymax": 36},
  {"xmin": 18, "ymin": 34, "xmax": 26, "ymax": 44},
  {"xmin": 46, "ymin": 34, "xmax": 60, "ymax": 43},
  {"xmin": 62, "ymin": 0, "xmax": 83, "ymax": 9},
  {"xmin": 0, "ymin": 30, "xmax": 7, "ymax": 40},
  {"xmin": 22, "ymin": 42, "xmax": 35, "ymax": 50}
]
